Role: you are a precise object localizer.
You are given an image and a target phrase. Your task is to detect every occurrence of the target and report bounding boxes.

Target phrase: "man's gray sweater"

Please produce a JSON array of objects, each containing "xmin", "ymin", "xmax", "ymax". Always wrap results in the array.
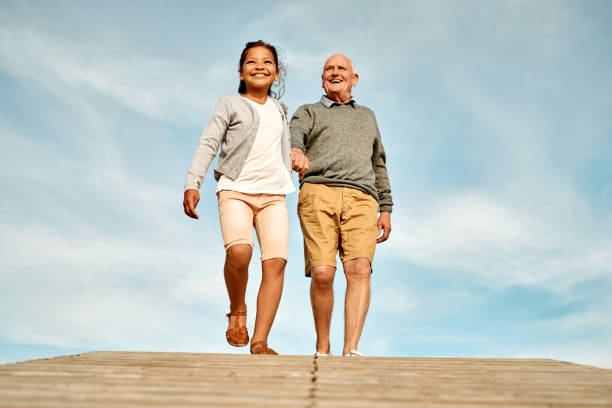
[{"xmin": 290, "ymin": 97, "xmax": 393, "ymax": 212}]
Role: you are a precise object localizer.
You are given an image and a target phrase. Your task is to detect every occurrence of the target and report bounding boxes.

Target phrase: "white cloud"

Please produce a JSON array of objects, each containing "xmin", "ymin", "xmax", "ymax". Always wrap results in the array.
[
  {"xmin": 1, "ymin": 0, "xmax": 611, "ymax": 366},
  {"xmin": 0, "ymin": 26, "xmax": 228, "ymax": 125},
  {"xmin": 0, "ymin": 224, "xmax": 228, "ymax": 348},
  {"xmin": 532, "ymin": 305, "xmax": 612, "ymax": 339},
  {"xmin": 513, "ymin": 338, "xmax": 612, "ymax": 370},
  {"xmin": 389, "ymin": 193, "xmax": 612, "ymax": 291},
  {"xmin": 379, "ymin": 1, "xmax": 612, "ymax": 294},
  {"xmin": 374, "ymin": 286, "xmax": 420, "ymax": 314}
]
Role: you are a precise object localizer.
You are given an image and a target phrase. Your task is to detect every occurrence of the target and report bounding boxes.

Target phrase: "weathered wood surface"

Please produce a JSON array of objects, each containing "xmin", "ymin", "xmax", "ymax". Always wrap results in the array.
[{"xmin": 1, "ymin": 351, "xmax": 611, "ymax": 407}]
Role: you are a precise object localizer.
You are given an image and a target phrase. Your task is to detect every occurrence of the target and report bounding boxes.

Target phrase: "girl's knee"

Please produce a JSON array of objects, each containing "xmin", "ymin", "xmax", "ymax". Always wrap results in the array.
[
  {"xmin": 227, "ymin": 244, "xmax": 252, "ymax": 266},
  {"xmin": 262, "ymin": 257, "xmax": 287, "ymax": 277},
  {"xmin": 269, "ymin": 257, "xmax": 287, "ymax": 268}
]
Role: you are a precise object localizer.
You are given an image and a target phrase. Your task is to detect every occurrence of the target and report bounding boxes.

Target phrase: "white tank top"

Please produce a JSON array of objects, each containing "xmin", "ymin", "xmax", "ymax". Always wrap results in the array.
[{"xmin": 216, "ymin": 97, "xmax": 295, "ymax": 194}]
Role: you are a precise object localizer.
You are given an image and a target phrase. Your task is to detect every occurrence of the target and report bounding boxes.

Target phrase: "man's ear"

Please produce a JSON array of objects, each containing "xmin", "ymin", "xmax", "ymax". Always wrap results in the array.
[{"xmin": 353, "ymin": 73, "xmax": 359, "ymax": 86}]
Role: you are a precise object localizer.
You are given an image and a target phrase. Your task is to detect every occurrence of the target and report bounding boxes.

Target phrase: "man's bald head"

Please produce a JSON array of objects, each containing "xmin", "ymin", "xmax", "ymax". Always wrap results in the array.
[
  {"xmin": 322, "ymin": 54, "xmax": 358, "ymax": 103},
  {"xmin": 324, "ymin": 54, "xmax": 354, "ymax": 71}
]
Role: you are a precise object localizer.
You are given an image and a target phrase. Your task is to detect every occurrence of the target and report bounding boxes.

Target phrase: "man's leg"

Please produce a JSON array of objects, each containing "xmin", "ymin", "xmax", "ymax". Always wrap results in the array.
[
  {"xmin": 338, "ymin": 187, "xmax": 379, "ymax": 355},
  {"xmin": 310, "ymin": 265, "xmax": 336, "ymax": 354},
  {"xmin": 298, "ymin": 183, "xmax": 342, "ymax": 354},
  {"xmin": 342, "ymin": 257, "xmax": 371, "ymax": 355}
]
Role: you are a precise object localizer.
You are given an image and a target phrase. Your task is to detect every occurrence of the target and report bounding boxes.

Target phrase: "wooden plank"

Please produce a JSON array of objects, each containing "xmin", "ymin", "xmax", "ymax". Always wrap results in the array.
[{"xmin": 1, "ymin": 352, "xmax": 611, "ymax": 408}]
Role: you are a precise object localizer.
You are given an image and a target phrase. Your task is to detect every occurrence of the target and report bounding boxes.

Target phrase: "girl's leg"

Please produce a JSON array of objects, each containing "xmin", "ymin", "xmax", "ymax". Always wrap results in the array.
[
  {"xmin": 224, "ymin": 244, "xmax": 252, "ymax": 330},
  {"xmin": 251, "ymin": 257, "xmax": 286, "ymax": 344},
  {"xmin": 218, "ymin": 191, "xmax": 256, "ymax": 333},
  {"xmin": 251, "ymin": 195, "xmax": 289, "ymax": 350}
]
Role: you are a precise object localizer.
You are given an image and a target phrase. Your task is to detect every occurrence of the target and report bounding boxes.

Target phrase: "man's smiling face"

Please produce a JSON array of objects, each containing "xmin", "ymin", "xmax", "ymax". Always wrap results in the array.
[{"xmin": 321, "ymin": 54, "xmax": 358, "ymax": 103}]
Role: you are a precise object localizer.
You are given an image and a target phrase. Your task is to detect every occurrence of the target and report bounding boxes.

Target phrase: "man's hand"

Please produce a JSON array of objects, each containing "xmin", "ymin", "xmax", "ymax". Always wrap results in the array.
[
  {"xmin": 183, "ymin": 189, "xmax": 200, "ymax": 219},
  {"xmin": 376, "ymin": 211, "xmax": 391, "ymax": 243},
  {"xmin": 291, "ymin": 147, "xmax": 310, "ymax": 179}
]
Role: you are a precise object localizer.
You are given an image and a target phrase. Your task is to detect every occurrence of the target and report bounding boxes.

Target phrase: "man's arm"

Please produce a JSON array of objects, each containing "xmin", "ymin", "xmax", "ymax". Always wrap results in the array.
[
  {"xmin": 371, "ymin": 113, "xmax": 393, "ymax": 243},
  {"xmin": 377, "ymin": 211, "xmax": 391, "ymax": 243},
  {"xmin": 289, "ymin": 105, "xmax": 315, "ymax": 176}
]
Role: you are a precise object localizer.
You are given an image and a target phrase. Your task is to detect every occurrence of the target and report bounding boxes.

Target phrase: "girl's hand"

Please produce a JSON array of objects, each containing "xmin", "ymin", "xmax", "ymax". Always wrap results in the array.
[
  {"xmin": 291, "ymin": 147, "xmax": 310, "ymax": 177},
  {"xmin": 183, "ymin": 189, "xmax": 200, "ymax": 219}
]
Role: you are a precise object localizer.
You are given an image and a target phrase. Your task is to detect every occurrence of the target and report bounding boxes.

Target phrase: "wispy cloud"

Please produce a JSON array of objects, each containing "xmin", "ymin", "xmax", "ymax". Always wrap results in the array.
[
  {"xmin": 0, "ymin": 222, "xmax": 229, "ymax": 348},
  {"xmin": 0, "ymin": 26, "xmax": 229, "ymax": 125},
  {"xmin": 389, "ymin": 193, "xmax": 612, "ymax": 291},
  {"xmin": 1, "ymin": 0, "xmax": 611, "ymax": 367}
]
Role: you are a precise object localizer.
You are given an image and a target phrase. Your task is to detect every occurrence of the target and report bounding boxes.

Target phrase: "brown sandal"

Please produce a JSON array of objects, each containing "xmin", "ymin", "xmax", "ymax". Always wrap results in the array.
[
  {"xmin": 226, "ymin": 310, "xmax": 249, "ymax": 347},
  {"xmin": 250, "ymin": 340, "xmax": 278, "ymax": 355}
]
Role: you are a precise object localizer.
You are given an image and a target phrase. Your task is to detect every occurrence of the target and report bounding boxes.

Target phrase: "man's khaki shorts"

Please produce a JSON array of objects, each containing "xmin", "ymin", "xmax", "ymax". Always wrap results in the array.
[{"xmin": 297, "ymin": 182, "xmax": 379, "ymax": 276}]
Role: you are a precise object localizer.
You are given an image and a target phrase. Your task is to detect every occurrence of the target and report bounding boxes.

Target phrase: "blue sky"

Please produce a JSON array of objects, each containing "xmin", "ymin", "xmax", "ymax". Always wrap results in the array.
[{"xmin": 1, "ymin": 0, "xmax": 611, "ymax": 367}]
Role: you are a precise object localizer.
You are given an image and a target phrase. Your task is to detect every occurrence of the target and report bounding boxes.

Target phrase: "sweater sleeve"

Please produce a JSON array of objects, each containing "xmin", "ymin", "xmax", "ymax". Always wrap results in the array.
[
  {"xmin": 289, "ymin": 105, "xmax": 314, "ymax": 152},
  {"xmin": 371, "ymin": 114, "xmax": 393, "ymax": 213},
  {"xmin": 184, "ymin": 97, "xmax": 231, "ymax": 191}
]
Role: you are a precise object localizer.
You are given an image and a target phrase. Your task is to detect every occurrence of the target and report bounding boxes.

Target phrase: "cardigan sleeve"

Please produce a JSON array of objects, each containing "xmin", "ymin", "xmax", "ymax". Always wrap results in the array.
[{"xmin": 184, "ymin": 97, "xmax": 231, "ymax": 191}]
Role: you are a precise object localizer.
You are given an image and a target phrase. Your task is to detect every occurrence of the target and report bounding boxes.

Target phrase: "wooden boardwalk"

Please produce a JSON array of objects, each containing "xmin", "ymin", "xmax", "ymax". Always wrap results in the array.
[{"xmin": 1, "ymin": 351, "xmax": 611, "ymax": 407}]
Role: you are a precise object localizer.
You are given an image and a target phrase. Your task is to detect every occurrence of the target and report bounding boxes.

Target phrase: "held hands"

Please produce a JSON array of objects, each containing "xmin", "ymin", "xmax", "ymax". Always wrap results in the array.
[
  {"xmin": 291, "ymin": 147, "xmax": 310, "ymax": 180},
  {"xmin": 183, "ymin": 189, "xmax": 200, "ymax": 219},
  {"xmin": 376, "ymin": 211, "xmax": 391, "ymax": 243}
]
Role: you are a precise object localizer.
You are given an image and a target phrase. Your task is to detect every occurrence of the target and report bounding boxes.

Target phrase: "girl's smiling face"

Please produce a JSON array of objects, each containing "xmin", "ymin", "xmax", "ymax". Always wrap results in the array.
[{"xmin": 239, "ymin": 46, "xmax": 279, "ymax": 94}]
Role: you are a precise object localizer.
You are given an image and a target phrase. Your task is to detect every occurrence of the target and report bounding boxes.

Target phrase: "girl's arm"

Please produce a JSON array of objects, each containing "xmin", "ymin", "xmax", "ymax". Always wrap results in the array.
[{"xmin": 184, "ymin": 97, "xmax": 231, "ymax": 191}]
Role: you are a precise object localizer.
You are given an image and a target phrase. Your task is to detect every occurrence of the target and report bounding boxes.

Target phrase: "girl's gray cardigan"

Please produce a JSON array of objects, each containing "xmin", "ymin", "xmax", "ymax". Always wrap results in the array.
[{"xmin": 184, "ymin": 94, "xmax": 292, "ymax": 191}]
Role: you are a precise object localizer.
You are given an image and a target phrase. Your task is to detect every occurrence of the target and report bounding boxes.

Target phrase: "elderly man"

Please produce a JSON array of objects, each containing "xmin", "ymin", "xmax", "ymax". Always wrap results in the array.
[{"xmin": 290, "ymin": 54, "xmax": 393, "ymax": 357}]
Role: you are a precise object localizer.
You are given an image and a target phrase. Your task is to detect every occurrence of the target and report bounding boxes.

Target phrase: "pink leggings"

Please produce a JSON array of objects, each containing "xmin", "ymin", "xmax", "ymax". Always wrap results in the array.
[{"xmin": 217, "ymin": 190, "xmax": 289, "ymax": 261}]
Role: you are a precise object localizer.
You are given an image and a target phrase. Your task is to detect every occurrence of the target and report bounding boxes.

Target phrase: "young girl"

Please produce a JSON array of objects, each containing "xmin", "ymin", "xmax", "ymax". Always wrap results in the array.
[{"xmin": 183, "ymin": 41, "xmax": 294, "ymax": 355}]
